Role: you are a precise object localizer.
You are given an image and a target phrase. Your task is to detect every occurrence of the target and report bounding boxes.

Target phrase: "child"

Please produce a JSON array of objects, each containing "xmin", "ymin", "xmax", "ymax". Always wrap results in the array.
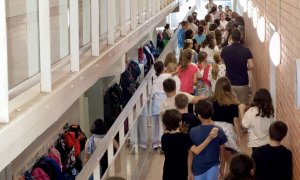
[
  {"xmin": 178, "ymin": 21, "xmax": 189, "ymax": 51},
  {"xmin": 182, "ymin": 39, "xmax": 198, "ymax": 64},
  {"xmin": 160, "ymin": 78, "xmax": 204, "ymax": 115},
  {"xmin": 242, "ymin": 88, "xmax": 275, "ymax": 152},
  {"xmin": 252, "ymin": 121, "xmax": 292, "ymax": 180},
  {"xmin": 195, "ymin": 51, "xmax": 211, "ymax": 98},
  {"xmin": 225, "ymin": 154, "xmax": 255, "ymax": 180},
  {"xmin": 175, "ymin": 94, "xmax": 200, "ymax": 134},
  {"xmin": 189, "ymin": 100, "xmax": 228, "ymax": 180},
  {"xmin": 161, "ymin": 109, "xmax": 218, "ymax": 180},
  {"xmin": 208, "ymin": 52, "xmax": 226, "ymax": 93},
  {"xmin": 165, "ymin": 62, "xmax": 181, "ymax": 93},
  {"xmin": 151, "ymin": 61, "xmax": 172, "ymax": 149}
]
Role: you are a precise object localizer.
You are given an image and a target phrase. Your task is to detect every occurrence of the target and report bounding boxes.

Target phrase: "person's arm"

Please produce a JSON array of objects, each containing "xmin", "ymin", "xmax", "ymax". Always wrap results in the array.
[
  {"xmin": 191, "ymin": 95, "xmax": 205, "ymax": 104},
  {"xmin": 247, "ymin": 59, "xmax": 254, "ymax": 70},
  {"xmin": 239, "ymin": 103, "xmax": 246, "ymax": 120},
  {"xmin": 241, "ymin": 109, "xmax": 251, "ymax": 128},
  {"xmin": 84, "ymin": 141, "xmax": 91, "ymax": 164},
  {"xmin": 187, "ymin": 151, "xmax": 194, "ymax": 180},
  {"xmin": 233, "ymin": 117, "xmax": 241, "ymax": 146},
  {"xmin": 193, "ymin": 71, "xmax": 198, "ymax": 85},
  {"xmin": 190, "ymin": 128, "xmax": 218, "ymax": 155},
  {"xmin": 219, "ymin": 144, "xmax": 226, "ymax": 179}
]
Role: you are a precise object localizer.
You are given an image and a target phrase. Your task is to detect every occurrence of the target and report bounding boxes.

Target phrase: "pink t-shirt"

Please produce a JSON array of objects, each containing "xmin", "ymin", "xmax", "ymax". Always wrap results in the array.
[{"xmin": 177, "ymin": 63, "xmax": 198, "ymax": 93}]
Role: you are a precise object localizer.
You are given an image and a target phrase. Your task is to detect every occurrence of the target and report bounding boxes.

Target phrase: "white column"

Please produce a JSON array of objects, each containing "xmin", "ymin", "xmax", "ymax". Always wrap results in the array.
[
  {"xmin": 82, "ymin": 0, "xmax": 91, "ymax": 45},
  {"xmin": 93, "ymin": 164, "xmax": 101, "ymax": 180},
  {"xmin": 130, "ymin": 0, "xmax": 137, "ymax": 29},
  {"xmin": 108, "ymin": 0, "xmax": 116, "ymax": 45},
  {"xmin": 138, "ymin": 0, "xmax": 145, "ymax": 24},
  {"xmin": 59, "ymin": 0, "xmax": 69, "ymax": 58},
  {"xmin": 38, "ymin": 0, "xmax": 51, "ymax": 92},
  {"xmin": 70, "ymin": 0, "xmax": 80, "ymax": 72},
  {"xmin": 0, "ymin": 0, "xmax": 9, "ymax": 123},
  {"xmin": 145, "ymin": 0, "xmax": 150, "ymax": 20},
  {"xmin": 26, "ymin": 0, "xmax": 39, "ymax": 77},
  {"xmin": 91, "ymin": 0, "xmax": 100, "ymax": 56},
  {"xmin": 120, "ymin": 0, "xmax": 127, "ymax": 36}
]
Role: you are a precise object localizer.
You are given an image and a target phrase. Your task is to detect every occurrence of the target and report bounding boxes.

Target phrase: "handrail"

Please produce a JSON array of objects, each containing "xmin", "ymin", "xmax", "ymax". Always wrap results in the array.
[{"xmin": 76, "ymin": 2, "xmax": 196, "ymax": 179}]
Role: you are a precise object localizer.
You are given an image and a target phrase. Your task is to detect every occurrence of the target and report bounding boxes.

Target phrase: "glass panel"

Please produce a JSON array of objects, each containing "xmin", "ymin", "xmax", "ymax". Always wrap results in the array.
[
  {"xmin": 99, "ymin": 0, "xmax": 108, "ymax": 36},
  {"xmin": 79, "ymin": 0, "xmax": 91, "ymax": 47},
  {"xmin": 6, "ymin": 0, "xmax": 40, "ymax": 89},
  {"xmin": 50, "ymin": 0, "xmax": 70, "ymax": 64},
  {"xmin": 115, "ymin": 0, "xmax": 120, "ymax": 27}
]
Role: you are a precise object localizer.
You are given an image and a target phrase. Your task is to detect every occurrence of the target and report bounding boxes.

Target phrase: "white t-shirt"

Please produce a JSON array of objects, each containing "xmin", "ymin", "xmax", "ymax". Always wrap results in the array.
[
  {"xmin": 242, "ymin": 107, "xmax": 275, "ymax": 147},
  {"xmin": 200, "ymin": 46, "xmax": 220, "ymax": 64},
  {"xmin": 220, "ymin": 20, "xmax": 228, "ymax": 30},
  {"xmin": 160, "ymin": 92, "xmax": 194, "ymax": 113},
  {"xmin": 208, "ymin": 63, "xmax": 226, "ymax": 92},
  {"xmin": 171, "ymin": 75, "xmax": 181, "ymax": 93},
  {"xmin": 152, "ymin": 73, "xmax": 172, "ymax": 95},
  {"xmin": 189, "ymin": 23, "xmax": 198, "ymax": 35}
]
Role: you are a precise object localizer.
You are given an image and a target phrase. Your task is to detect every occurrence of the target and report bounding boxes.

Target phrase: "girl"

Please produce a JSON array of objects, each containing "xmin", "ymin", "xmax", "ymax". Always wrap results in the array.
[
  {"xmin": 165, "ymin": 62, "xmax": 181, "ymax": 93},
  {"xmin": 208, "ymin": 77, "xmax": 242, "ymax": 169},
  {"xmin": 242, "ymin": 88, "xmax": 275, "ymax": 152},
  {"xmin": 177, "ymin": 49, "xmax": 198, "ymax": 113},
  {"xmin": 214, "ymin": 29, "xmax": 223, "ymax": 48},
  {"xmin": 182, "ymin": 39, "xmax": 198, "ymax": 64},
  {"xmin": 193, "ymin": 26, "xmax": 206, "ymax": 49},
  {"xmin": 164, "ymin": 52, "xmax": 177, "ymax": 67},
  {"xmin": 195, "ymin": 51, "xmax": 211, "ymax": 98},
  {"xmin": 200, "ymin": 32, "xmax": 220, "ymax": 64},
  {"xmin": 220, "ymin": 12, "xmax": 228, "ymax": 31},
  {"xmin": 208, "ymin": 52, "xmax": 226, "ymax": 93},
  {"xmin": 162, "ymin": 109, "xmax": 218, "ymax": 180},
  {"xmin": 151, "ymin": 61, "xmax": 172, "ymax": 149},
  {"xmin": 225, "ymin": 154, "xmax": 255, "ymax": 180}
]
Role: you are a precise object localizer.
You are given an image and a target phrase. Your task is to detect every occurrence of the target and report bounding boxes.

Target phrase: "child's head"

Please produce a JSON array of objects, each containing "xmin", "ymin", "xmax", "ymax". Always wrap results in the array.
[
  {"xmin": 198, "ymin": 51, "xmax": 208, "ymax": 64},
  {"xmin": 213, "ymin": 77, "xmax": 240, "ymax": 105},
  {"xmin": 175, "ymin": 93, "xmax": 188, "ymax": 110},
  {"xmin": 187, "ymin": 15, "xmax": 194, "ymax": 23},
  {"xmin": 163, "ymin": 78, "xmax": 176, "ymax": 94},
  {"xmin": 213, "ymin": 52, "xmax": 221, "ymax": 64},
  {"xmin": 209, "ymin": 23, "xmax": 218, "ymax": 31},
  {"xmin": 185, "ymin": 29, "xmax": 194, "ymax": 40},
  {"xmin": 198, "ymin": 25, "xmax": 205, "ymax": 36},
  {"xmin": 184, "ymin": 39, "xmax": 193, "ymax": 49},
  {"xmin": 179, "ymin": 49, "xmax": 193, "ymax": 71},
  {"xmin": 162, "ymin": 109, "xmax": 182, "ymax": 131},
  {"xmin": 252, "ymin": 88, "xmax": 274, "ymax": 118},
  {"xmin": 226, "ymin": 154, "xmax": 255, "ymax": 180},
  {"xmin": 205, "ymin": 14, "xmax": 212, "ymax": 23},
  {"xmin": 195, "ymin": 100, "xmax": 213, "ymax": 120},
  {"xmin": 211, "ymin": 52, "xmax": 221, "ymax": 80},
  {"xmin": 154, "ymin": 61, "xmax": 164, "ymax": 76},
  {"xmin": 269, "ymin": 121, "xmax": 288, "ymax": 142},
  {"xmin": 166, "ymin": 62, "xmax": 177, "ymax": 73},
  {"xmin": 181, "ymin": 21, "xmax": 189, "ymax": 29},
  {"xmin": 91, "ymin": 118, "xmax": 107, "ymax": 135},
  {"xmin": 164, "ymin": 52, "xmax": 177, "ymax": 67}
]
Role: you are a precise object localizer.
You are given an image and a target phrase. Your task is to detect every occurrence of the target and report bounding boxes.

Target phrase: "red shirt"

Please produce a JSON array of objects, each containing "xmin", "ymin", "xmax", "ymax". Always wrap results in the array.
[
  {"xmin": 198, "ymin": 64, "xmax": 211, "ymax": 86},
  {"xmin": 178, "ymin": 64, "xmax": 198, "ymax": 93}
]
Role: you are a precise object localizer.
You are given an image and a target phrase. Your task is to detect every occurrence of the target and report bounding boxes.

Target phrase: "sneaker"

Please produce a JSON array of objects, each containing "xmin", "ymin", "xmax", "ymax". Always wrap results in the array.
[{"xmin": 152, "ymin": 143, "xmax": 159, "ymax": 150}]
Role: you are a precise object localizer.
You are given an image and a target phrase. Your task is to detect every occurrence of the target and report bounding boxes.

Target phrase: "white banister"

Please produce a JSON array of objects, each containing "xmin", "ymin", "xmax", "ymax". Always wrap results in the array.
[
  {"xmin": 0, "ymin": 0, "xmax": 9, "ymax": 123},
  {"xmin": 130, "ymin": 0, "xmax": 137, "ymax": 29},
  {"xmin": 91, "ymin": 0, "xmax": 100, "ymax": 56},
  {"xmin": 39, "ymin": 0, "xmax": 51, "ymax": 92},
  {"xmin": 70, "ymin": 0, "xmax": 80, "ymax": 72},
  {"xmin": 120, "ymin": 0, "xmax": 127, "ymax": 36},
  {"xmin": 108, "ymin": 0, "xmax": 116, "ymax": 45}
]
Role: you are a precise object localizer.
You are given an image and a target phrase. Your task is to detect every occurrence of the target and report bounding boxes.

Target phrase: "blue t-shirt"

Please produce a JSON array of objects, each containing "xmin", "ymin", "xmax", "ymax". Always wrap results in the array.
[
  {"xmin": 189, "ymin": 124, "xmax": 228, "ymax": 175},
  {"xmin": 193, "ymin": 34, "xmax": 206, "ymax": 45},
  {"xmin": 177, "ymin": 28, "xmax": 185, "ymax": 48}
]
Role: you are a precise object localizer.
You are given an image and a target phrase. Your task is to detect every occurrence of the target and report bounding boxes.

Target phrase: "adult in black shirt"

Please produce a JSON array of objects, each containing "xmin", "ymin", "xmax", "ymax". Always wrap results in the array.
[
  {"xmin": 252, "ymin": 121, "xmax": 293, "ymax": 180},
  {"xmin": 221, "ymin": 28, "xmax": 254, "ymax": 104}
]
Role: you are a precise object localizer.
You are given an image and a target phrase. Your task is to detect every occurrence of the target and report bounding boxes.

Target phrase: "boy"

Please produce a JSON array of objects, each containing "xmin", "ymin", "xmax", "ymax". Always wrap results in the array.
[
  {"xmin": 160, "ymin": 78, "xmax": 204, "ymax": 115},
  {"xmin": 175, "ymin": 93, "xmax": 200, "ymax": 134},
  {"xmin": 161, "ymin": 109, "xmax": 218, "ymax": 180},
  {"xmin": 189, "ymin": 100, "xmax": 227, "ymax": 180},
  {"xmin": 252, "ymin": 121, "xmax": 292, "ymax": 180},
  {"xmin": 177, "ymin": 21, "xmax": 189, "ymax": 50}
]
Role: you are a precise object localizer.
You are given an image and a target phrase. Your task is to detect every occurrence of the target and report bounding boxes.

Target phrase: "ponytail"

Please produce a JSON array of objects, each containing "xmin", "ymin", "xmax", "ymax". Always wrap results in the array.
[{"xmin": 180, "ymin": 49, "xmax": 193, "ymax": 71}]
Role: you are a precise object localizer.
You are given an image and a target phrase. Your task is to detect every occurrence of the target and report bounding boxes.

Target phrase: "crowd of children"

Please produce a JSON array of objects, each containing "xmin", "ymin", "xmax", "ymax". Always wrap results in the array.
[{"xmin": 148, "ymin": 1, "xmax": 293, "ymax": 179}]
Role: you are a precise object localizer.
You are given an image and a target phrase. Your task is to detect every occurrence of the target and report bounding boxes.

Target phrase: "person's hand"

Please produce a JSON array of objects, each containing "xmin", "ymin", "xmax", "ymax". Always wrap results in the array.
[
  {"xmin": 188, "ymin": 173, "xmax": 194, "ymax": 180},
  {"xmin": 209, "ymin": 128, "xmax": 218, "ymax": 139}
]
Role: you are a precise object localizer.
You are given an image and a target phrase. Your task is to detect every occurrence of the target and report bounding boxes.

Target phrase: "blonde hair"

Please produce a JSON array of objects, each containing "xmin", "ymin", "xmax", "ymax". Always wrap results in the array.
[
  {"xmin": 212, "ymin": 52, "xmax": 221, "ymax": 80},
  {"xmin": 209, "ymin": 77, "xmax": 240, "ymax": 105},
  {"xmin": 166, "ymin": 62, "xmax": 177, "ymax": 73},
  {"xmin": 164, "ymin": 53, "xmax": 177, "ymax": 67},
  {"xmin": 179, "ymin": 49, "xmax": 193, "ymax": 71}
]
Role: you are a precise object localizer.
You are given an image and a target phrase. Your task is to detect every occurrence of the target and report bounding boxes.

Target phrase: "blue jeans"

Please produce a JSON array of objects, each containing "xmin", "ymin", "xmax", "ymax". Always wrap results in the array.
[{"xmin": 194, "ymin": 165, "xmax": 219, "ymax": 180}]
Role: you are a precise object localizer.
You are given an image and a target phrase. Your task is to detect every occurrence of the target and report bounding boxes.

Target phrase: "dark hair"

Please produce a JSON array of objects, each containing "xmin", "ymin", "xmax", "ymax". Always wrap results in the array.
[
  {"xmin": 218, "ymin": 5, "xmax": 223, "ymax": 9},
  {"xmin": 164, "ymin": 23, "xmax": 170, "ymax": 29},
  {"xmin": 175, "ymin": 94, "xmax": 189, "ymax": 109},
  {"xmin": 225, "ymin": 154, "xmax": 255, "ymax": 180},
  {"xmin": 251, "ymin": 88, "xmax": 274, "ymax": 118},
  {"xmin": 195, "ymin": 100, "xmax": 213, "ymax": 119},
  {"xmin": 209, "ymin": 23, "xmax": 218, "ymax": 31},
  {"xmin": 187, "ymin": 15, "xmax": 194, "ymax": 23},
  {"xmin": 199, "ymin": 20, "xmax": 208, "ymax": 27},
  {"xmin": 231, "ymin": 28, "xmax": 241, "ymax": 42},
  {"xmin": 185, "ymin": 29, "xmax": 194, "ymax": 40},
  {"xmin": 214, "ymin": 29, "xmax": 222, "ymax": 46},
  {"xmin": 179, "ymin": 48, "xmax": 193, "ymax": 71},
  {"xmin": 163, "ymin": 109, "xmax": 182, "ymax": 131},
  {"xmin": 208, "ymin": 6, "xmax": 217, "ymax": 14},
  {"xmin": 163, "ymin": 78, "xmax": 176, "ymax": 93},
  {"xmin": 198, "ymin": 25, "xmax": 205, "ymax": 35},
  {"xmin": 269, "ymin": 121, "xmax": 288, "ymax": 141},
  {"xmin": 201, "ymin": 32, "xmax": 215, "ymax": 49},
  {"xmin": 205, "ymin": 14, "xmax": 212, "ymax": 23},
  {"xmin": 154, "ymin": 61, "xmax": 164, "ymax": 76},
  {"xmin": 91, "ymin": 119, "xmax": 107, "ymax": 135},
  {"xmin": 198, "ymin": 51, "xmax": 208, "ymax": 63},
  {"xmin": 236, "ymin": 16, "xmax": 245, "ymax": 26},
  {"xmin": 214, "ymin": 19, "xmax": 220, "ymax": 26},
  {"xmin": 181, "ymin": 21, "xmax": 188, "ymax": 27},
  {"xmin": 192, "ymin": 12, "xmax": 197, "ymax": 19}
]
